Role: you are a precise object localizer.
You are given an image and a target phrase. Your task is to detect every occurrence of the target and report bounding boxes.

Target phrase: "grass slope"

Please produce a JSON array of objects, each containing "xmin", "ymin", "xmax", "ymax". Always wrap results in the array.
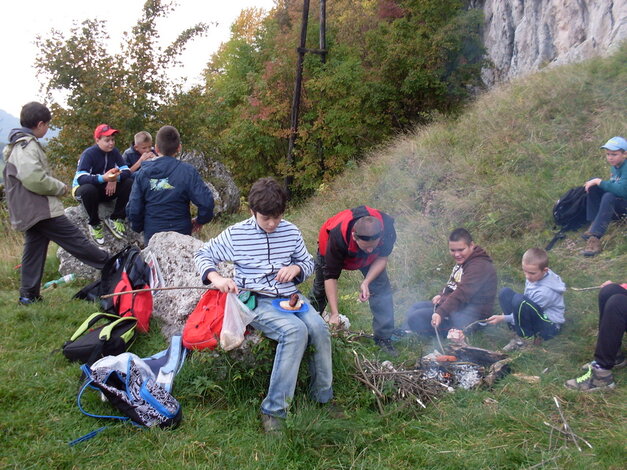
[{"xmin": 1, "ymin": 48, "xmax": 626, "ymax": 469}]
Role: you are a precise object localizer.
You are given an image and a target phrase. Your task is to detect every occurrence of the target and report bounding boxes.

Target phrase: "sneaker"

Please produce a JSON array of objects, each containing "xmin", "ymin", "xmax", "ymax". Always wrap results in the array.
[
  {"xmin": 581, "ymin": 356, "xmax": 627, "ymax": 371},
  {"xmin": 261, "ymin": 413, "xmax": 283, "ymax": 433},
  {"xmin": 103, "ymin": 218, "xmax": 126, "ymax": 239},
  {"xmin": 18, "ymin": 295, "xmax": 43, "ymax": 306},
  {"xmin": 565, "ymin": 365, "xmax": 615, "ymax": 392},
  {"xmin": 581, "ymin": 236, "xmax": 601, "ymax": 257},
  {"xmin": 502, "ymin": 338, "xmax": 528, "ymax": 352},
  {"xmin": 89, "ymin": 224, "xmax": 105, "ymax": 245},
  {"xmin": 374, "ymin": 338, "xmax": 399, "ymax": 357}
]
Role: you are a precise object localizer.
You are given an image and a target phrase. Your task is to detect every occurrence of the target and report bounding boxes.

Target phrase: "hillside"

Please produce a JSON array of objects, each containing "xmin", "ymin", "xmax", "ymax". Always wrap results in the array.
[{"xmin": 0, "ymin": 47, "xmax": 625, "ymax": 469}]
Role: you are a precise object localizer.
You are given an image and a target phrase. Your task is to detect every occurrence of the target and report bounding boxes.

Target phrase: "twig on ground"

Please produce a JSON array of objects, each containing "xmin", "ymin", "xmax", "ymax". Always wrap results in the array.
[
  {"xmin": 551, "ymin": 396, "xmax": 590, "ymax": 451},
  {"xmin": 570, "ymin": 285, "xmax": 603, "ymax": 291}
]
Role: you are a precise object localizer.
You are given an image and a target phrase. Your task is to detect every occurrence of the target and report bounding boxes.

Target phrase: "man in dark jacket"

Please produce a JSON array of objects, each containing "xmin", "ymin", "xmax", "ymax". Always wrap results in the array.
[
  {"xmin": 126, "ymin": 125, "xmax": 214, "ymax": 244},
  {"xmin": 310, "ymin": 206, "xmax": 398, "ymax": 354},
  {"xmin": 405, "ymin": 228, "xmax": 497, "ymax": 335}
]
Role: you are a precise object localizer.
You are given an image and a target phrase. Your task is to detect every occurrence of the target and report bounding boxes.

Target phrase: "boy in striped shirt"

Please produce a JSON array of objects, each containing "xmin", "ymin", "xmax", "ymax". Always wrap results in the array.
[{"xmin": 194, "ymin": 178, "xmax": 333, "ymax": 433}]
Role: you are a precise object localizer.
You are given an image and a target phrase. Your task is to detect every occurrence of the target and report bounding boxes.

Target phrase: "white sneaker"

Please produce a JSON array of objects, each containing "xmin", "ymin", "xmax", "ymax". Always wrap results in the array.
[{"xmin": 502, "ymin": 338, "xmax": 527, "ymax": 352}]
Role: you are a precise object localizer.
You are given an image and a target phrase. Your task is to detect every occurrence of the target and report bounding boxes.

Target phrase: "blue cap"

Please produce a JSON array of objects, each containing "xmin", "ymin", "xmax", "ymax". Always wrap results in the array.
[{"xmin": 600, "ymin": 136, "xmax": 627, "ymax": 151}]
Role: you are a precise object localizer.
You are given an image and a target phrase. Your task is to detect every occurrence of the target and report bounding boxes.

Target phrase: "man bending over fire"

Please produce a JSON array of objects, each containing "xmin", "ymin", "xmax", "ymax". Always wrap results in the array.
[{"xmin": 310, "ymin": 206, "xmax": 398, "ymax": 355}]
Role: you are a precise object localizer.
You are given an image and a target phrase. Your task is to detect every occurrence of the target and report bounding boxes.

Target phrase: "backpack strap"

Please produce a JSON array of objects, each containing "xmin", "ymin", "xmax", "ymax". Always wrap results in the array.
[
  {"xmin": 69, "ymin": 312, "xmax": 121, "ymax": 342},
  {"xmin": 77, "ymin": 364, "xmax": 130, "ymax": 422},
  {"xmin": 545, "ymin": 229, "xmax": 566, "ymax": 251}
]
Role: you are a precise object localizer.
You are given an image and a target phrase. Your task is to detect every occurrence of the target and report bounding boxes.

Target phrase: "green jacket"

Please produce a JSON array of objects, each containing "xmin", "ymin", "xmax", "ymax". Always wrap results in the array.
[
  {"xmin": 2, "ymin": 132, "xmax": 66, "ymax": 231},
  {"xmin": 599, "ymin": 160, "xmax": 627, "ymax": 199}
]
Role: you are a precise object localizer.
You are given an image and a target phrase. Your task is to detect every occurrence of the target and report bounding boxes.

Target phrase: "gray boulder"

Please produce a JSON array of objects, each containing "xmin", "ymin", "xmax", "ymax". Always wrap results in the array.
[
  {"xmin": 179, "ymin": 151, "xmax": 240, "ymax": 214},
  {"xmin": 142, "ymin": 231, "xmax": 235, "ymax": 338},
  {"xmin": 57, "ymin": 203, "xmax": 143, "ymax": 280}
]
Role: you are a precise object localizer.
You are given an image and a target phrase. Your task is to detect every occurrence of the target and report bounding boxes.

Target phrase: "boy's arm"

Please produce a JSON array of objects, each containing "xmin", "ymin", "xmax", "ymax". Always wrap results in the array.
[
  {"xmin": 598, "ymin": 166, "xmax": 627, "ymax": 199},
  {"xmin": 13, "ymin": 145, "xmax": 66, "ymax": 197},
  {"xmin": 194, "ymin": 228, "xmax": 236, "ymax": 285}
]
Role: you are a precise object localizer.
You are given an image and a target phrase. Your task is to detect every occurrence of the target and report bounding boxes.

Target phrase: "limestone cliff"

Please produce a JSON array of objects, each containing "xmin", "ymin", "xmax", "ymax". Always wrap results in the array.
[{"xmin": 471, "ymin": 0, "xmax": 626, "ymax": 85}]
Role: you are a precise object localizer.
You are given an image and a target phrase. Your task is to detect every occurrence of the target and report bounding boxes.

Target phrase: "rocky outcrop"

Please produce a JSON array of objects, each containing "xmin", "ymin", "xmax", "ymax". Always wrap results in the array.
[
  {"xmin": 472, "ymin": 0, "xmax": 627, "ymax": 85},
  {"xmin": 142, "ymin": 231, "xmax": 235, "ymax": 338},
  {"xmin": 57, "ymin": 203, "xmax": 143, "ymax": 279}
]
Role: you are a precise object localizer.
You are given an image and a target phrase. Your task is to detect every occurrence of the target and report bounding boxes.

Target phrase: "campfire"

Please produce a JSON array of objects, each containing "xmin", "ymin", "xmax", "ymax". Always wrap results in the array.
[{"xmin": 353, "ymin": 338, "xmax": 511, "ymax": 414}]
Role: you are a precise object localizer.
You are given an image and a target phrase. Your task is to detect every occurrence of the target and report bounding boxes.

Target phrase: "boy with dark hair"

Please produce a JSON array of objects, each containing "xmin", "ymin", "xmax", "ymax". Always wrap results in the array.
[
  {"xmin": 72, "ymin": 124, "xmax": 132, "ymax": 244},
  {"xmin": 580, "ymin": 136, "xmax": 627, "ymax": 256},
  {"xmin": 194, "ymin": 177, "xmax": 333, "ymax": 433},
  {"xmin": 126, "ymin": 125, "xmax": 214, "ymax": 244},
  {"xmin": 310, "ymin": 206, "xmax": 398, "ymax": 355},
  {"xmin": 122, "ymin": 130, "xmax": 156, "ymax": 176},
  {"xmin": 2, "ymin": 102, "xmax": 109, "ymax": 304},
  {"xmin": 486, "ymin": 247, "xmax": 566, "ymax": 350},
  {"xmin": 405, "ymin": 228, "xmax": 497, "ymax": 335}
]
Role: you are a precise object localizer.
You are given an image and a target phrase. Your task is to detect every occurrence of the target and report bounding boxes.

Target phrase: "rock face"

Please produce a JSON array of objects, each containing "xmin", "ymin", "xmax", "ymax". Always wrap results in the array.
[
  {"xmin": 472, "ymin": 0, "xmax": 627, "ymax": 85},
  {"xmin": 57, "ymin": 203, "xmax": 143, "ymax": 279},
  {"xmin": 179, "ymin": 151, "xmax": 240, "ymax": 214},
  {"xmin": 142, "ymin": 231, "xmax": 235, "ymax": 338}
]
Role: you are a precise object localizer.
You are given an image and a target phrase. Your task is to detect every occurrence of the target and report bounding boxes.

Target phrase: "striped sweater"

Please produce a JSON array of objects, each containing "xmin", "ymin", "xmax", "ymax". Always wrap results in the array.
[{"xmin": 194, "ymin": 216, "xmax": 314, "ymax": 297}]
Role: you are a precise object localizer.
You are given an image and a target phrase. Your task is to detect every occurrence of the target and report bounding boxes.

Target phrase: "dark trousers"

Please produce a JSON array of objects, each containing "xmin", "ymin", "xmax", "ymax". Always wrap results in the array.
[
  {"xmin": 586, "ymin": 186, "xmax": 627, "ymax": 238},
  {"xmin": 310, "ymin": 252, "xmax": 395, "ymax": 340},
  {"xmin": 498, "ymin": 287, "xmax": 560, "ymax": 340},
  {"xmin": 75, "ymin": 179, "xmax": 133, "ymax": 226},
  {"xmin": 594, "ymin": 284, "xmax": 627, "ymax": 369},
  {"xmin": 20, "ymin": 215, "xmax": 109, "ymax": 298},
  {"xmin": 404, "ymin": 301, "xmax": 482, "ymax": 335}
]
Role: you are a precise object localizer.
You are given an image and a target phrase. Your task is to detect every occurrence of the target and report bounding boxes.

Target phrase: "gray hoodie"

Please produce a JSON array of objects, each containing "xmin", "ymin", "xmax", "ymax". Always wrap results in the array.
[{"xmin": 506, "ymin": 269, "xmax": 566, "ymax": 324}]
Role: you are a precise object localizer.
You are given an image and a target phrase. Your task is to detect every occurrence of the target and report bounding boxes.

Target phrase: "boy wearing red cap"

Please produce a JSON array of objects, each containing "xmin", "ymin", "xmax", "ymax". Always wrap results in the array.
[{"xmin": 72, "ymin": 124, "xmax": 132, "ymax": 244}]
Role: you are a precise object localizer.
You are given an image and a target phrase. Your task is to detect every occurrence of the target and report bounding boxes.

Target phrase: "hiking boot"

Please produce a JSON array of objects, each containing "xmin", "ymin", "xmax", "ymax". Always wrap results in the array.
[
  {"xmin": 18, "ymin": 295, "xmax": 43, "ymax": 306},
  {"xmin": 89, "ymin": 224, "xmax": 105, "ymax": 245},
  {"xmin": 581, "ymin": 355, "xmax": 627, "ymax": 371},
  {"xmin": 580, "ymin": 230, "xmax": 594, "ymax": 240},
  {"xmin": 565, "ymin": 365, "xmax": 615, "ymax": 392},
  {"xmin": 581, "ymin": 236, "xmax": 601, "ymax": 257},
  {"xmin": 374, "ymin": 338, "xmax": 399, "ymax": 357},
  {"xmin": 261, "ymin": 413, "xmax": 283, "ymax": 433},
  {"xmin": 104, "ymin": 218, "xmax": 126, "ymax": 239}
]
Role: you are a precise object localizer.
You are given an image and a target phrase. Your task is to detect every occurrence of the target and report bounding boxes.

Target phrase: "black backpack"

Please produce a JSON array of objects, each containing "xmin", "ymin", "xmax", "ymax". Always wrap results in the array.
[
  {"xmin": 546, "ymin": 186, "xmax": 588, "ymax": 250},
  {"xmin": 74, "ymin": 245, "xmax": 152, "ymax": 317},
  {"xmin": 62, "ymin": 312, "xmax": 138, "ymax": 365}
]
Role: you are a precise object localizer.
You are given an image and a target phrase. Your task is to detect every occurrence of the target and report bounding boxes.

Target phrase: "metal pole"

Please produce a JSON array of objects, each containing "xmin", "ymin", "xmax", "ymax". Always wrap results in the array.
[{"xmin": 286, "ymin": 0, "xmax": 311, "ymax": 195}]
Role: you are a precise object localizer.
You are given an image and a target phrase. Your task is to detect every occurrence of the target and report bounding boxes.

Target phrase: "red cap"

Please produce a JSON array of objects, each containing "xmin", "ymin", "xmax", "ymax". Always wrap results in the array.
[{"xmin": 94, "ymin": 124, "xmax": 119, "ymax": 139}]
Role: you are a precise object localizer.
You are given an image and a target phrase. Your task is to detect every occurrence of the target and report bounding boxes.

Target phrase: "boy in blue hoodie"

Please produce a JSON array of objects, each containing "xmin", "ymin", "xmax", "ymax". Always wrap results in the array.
[
  {"xmin": 126, "ymin": 125, "xmax": 214, "ymax": 244},
  {"xmin": 486, "ymin": 248, "xmax": 566, "ymax": 349}
]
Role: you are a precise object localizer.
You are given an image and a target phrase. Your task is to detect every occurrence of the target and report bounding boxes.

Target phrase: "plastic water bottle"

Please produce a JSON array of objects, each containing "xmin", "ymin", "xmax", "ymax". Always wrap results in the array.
[{"xmin": 43, "ymin": 273, "xmax": 76, "ymax": 289}]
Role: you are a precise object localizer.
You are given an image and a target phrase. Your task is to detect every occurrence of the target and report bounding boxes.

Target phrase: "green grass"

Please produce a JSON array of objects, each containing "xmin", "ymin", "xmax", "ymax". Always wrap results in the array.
[{"xmin": 1, "ymin": 48, "xmax": 626, "ymax": 468}]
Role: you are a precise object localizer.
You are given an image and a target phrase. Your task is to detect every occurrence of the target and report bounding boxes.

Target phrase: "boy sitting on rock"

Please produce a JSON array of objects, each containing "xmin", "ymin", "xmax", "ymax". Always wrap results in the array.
[
  {"xmin": 72, "ymin": 124, "xmax": 132, "ymax": 244},
  {"xmin": 486, "ymin": 248, "xmax": 566, "ymax": 350},
  {"xmin": 194, "ymin": 177, "xmax": 333, "ymax": 433}
]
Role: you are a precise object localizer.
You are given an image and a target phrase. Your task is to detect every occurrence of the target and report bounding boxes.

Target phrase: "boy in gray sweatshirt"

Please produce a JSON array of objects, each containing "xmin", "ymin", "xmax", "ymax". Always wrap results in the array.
[{"xmin": 487, "ymin": 248, "xmax": 566, "ymax": 345}]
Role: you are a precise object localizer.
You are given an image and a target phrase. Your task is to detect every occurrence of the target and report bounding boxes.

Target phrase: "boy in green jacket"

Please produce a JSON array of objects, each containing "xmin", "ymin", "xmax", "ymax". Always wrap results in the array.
[{"xmin": 2, "ymin": 102, "xmax": 109, "ymax": 304}]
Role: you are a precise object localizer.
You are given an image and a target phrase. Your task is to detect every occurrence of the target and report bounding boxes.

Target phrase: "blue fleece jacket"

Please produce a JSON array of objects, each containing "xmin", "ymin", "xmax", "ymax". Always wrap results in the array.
[
  {"xmin": 72, "ymin": 144, "xmax": 130, "ymax": 189},
  {"xmin": 126, "ymin": 155, "xmax": 214, "ymax": 243}
]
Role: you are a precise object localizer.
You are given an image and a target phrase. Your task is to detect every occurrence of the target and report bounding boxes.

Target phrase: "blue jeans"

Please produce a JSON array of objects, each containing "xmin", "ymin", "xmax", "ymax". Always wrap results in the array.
[
  {"xmin": 586, "ymin": 186, "xmax": 627, "ymax": 237},
  {"xmin": 250, "ymin": 296, "xmax": 333, "ymax": 418}
]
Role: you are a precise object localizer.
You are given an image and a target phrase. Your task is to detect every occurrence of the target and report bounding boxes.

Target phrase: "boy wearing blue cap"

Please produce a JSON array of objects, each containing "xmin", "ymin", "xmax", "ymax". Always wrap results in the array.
[{"xmin": 581, "ymin": 136, "xmax": 627, "ymax": 256}]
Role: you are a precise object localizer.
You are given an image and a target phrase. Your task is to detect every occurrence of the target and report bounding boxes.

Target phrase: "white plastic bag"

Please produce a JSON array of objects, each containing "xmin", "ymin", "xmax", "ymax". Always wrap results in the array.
[{"xmin": 220, "ymin": 293, "xmax": 255, "ymax": 351}]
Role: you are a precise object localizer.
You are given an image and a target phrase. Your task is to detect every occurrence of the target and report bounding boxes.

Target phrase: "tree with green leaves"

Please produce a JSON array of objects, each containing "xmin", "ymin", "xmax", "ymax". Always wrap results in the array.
[{"xmin": 35, "ymin": 0, "xmax": 208, "ymax": 162}]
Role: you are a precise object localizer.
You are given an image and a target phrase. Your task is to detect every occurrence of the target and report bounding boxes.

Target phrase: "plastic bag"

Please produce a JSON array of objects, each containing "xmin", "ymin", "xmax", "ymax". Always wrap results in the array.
[{"xmin": 220, "ymin": 293, "xmax": 255, "ymax": 351}]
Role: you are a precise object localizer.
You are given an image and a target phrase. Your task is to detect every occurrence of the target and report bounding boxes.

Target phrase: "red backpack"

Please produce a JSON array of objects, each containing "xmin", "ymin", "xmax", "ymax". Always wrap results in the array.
[{"xmin": 182, "ymin": 290, "xmax": 227, "ymax": 350}]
